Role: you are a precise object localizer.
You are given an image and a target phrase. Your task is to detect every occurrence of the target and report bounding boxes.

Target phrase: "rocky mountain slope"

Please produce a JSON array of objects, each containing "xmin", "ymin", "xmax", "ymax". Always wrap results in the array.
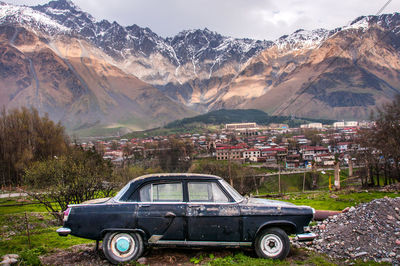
[
  {"xmin": 1, "ymin": 0, "xmax": 400, "ymax": 134},
  {"xmin": 0, "ymin": 1, "xmax": 195, "ymax": 134},
  {"xmin": 219, "ymin": 15, "xmax": 400, "ymax": 120}
]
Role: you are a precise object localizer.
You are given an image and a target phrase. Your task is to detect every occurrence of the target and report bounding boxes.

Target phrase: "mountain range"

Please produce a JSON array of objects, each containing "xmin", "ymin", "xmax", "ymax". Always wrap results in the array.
[{"xmin": 1, "ymin": 0, "xmax": 399, "ymax": 135}]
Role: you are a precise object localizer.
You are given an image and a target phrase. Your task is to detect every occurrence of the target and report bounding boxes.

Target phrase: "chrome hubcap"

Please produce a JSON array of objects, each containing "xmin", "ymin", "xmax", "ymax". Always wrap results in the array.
[
  {"xmin": 110, "ymin": 233, "xmax": 135, "ymax": 258},
  {"xmin": 116, "ymin": 237, "xmax": 130, "ymax": 253},
  {"xmin": 261, "ymin": 234, "xmax": 283, "ymax": 257}
]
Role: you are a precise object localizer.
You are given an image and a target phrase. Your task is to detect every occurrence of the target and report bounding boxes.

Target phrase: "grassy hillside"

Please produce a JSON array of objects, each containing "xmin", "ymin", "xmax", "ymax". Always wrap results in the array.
[
  {"xmin": 123, "ymin": 109, "xmax": 336, "ymax": 138},
  {"xmin": 165, "ymin": 109, "xmax": 335, "ymax": 128}
]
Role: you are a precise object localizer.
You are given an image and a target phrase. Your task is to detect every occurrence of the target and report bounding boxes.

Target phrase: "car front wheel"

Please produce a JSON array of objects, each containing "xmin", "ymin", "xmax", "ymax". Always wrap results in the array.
[
  {"xmin": 255, "ymin": 227, "xmax": 290, "ymax": 260},
  {"xmin": 103, "ymin": 232, "xmax": 144, "ymax": 264}
]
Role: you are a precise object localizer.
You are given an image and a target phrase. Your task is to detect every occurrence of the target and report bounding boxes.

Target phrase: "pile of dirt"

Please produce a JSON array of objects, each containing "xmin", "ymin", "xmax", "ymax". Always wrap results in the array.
[{"xmin": 310, "ymin": 197, "xmax": 400, "ymax": 264}]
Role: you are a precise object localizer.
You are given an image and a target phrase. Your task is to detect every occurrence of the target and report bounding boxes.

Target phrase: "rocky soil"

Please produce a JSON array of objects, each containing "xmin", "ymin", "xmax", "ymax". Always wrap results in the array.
[
  {"xmin": 40, "ymin": 244, "xmax": 316, "ymax": 265},
  {"xmin": 306, "ymin": 197, "xmax": 400, "ymax": 264}
]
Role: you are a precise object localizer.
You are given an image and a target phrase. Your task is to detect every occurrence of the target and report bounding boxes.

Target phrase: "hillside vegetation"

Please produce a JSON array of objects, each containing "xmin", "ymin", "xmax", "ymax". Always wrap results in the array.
[
  {"xmin": 124, "ymin": 109, "xmax": 335, "ymax": 138},
  {"xmin": 165, "ymin": 109, "xmax": 335, "ymax": 128}
]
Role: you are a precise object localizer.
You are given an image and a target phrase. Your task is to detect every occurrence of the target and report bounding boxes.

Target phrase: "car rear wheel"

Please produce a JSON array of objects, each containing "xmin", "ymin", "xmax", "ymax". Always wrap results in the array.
[
  {"xmin": 103, "ymin": 232, "xmax": 144, "ymax": 264},
  {"xmin": 255, "ymin": 227, "xmax": 290, "ymax": 260}
]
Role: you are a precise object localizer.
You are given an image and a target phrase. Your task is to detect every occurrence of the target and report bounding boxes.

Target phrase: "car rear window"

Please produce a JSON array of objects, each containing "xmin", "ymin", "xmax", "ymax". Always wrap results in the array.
[{"xmin": 140, "ymin": 183, "xmax": 183, "ymax": 202}]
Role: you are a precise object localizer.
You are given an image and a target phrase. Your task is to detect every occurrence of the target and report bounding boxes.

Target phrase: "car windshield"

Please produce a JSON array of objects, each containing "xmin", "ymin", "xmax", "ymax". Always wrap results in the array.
[
  {"xmin": 114, "ymin": 182, "xmax": 131, "ymax": 201},
  {"xmin": 219, "ymin": 179, "xmax": 244, "ymax": 202}
]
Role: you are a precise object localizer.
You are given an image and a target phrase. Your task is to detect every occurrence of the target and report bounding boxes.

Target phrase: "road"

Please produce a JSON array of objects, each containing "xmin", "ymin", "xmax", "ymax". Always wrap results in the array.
[
  {"xmin": 0, "ymin": 192, "xmax": 28, "ymax": 198},
  {"xmin": 252, "ymin": 168, "xmax": 337, "ymax": 177}
]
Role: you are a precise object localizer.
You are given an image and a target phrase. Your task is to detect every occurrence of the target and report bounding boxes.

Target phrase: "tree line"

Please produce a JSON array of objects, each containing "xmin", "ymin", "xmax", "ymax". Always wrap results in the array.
[
  {"xmin": 0, "ymin": 107, "xmax": 68, "ymax": 186},
  {"xmin": 356, "ymin": 95, "xmax": 400, "ymax": 186}
]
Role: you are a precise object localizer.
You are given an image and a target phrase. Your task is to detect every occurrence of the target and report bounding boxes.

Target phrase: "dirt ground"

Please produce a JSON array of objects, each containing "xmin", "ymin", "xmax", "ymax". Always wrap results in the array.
[{"xmin": 40, "ymin": 243, "xmax": 312, "ymax": 265}]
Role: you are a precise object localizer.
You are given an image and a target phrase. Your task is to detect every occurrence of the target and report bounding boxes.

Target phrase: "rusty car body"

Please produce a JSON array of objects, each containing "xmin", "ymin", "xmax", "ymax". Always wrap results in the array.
[{"xmin": 57, "ymin": 173, "xmax": 315, "ymax": 264}]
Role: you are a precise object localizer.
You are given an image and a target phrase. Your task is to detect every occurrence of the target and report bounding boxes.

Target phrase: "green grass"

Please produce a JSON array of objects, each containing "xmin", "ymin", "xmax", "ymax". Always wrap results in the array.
[
  {"xmin": 0, "ymin": 227, "xmax": 92, "ymax": 255},
  {"xmin": 257, "ymin": 168, "xmax": 357, "ymax": 194},
  {"xmin": 281, "ymin": 191, "xmax": 399, "ymax": 211},
  {"xmin": 205, "ymin": 250, "xmax": 338, "ymax": 266},
  {"xmin": 0, "ymin": 199, "xmax": 50, "ymax": 214},
  {"xmin": 0, "ymin": 197, "xmax": 91, "ymax": 259}
]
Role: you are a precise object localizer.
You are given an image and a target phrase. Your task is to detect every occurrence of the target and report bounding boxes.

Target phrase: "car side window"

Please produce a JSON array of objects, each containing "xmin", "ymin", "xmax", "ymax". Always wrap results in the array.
[
  {"xmin": 140, "ymin": 183, "xmax": 183, "ymax": 202},
  {"xmin": 188, "ymin": 182, "xmax": 229, "ymax": 203}
]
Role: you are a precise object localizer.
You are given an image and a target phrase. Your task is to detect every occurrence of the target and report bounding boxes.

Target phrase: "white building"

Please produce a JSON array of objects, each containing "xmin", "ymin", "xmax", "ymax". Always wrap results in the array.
[
  {"xmin": 333, "ymin": 121, "xmax": 359, "ymax": 128},
  {"xmin": 345, "ymin": 121, "xmax": 358, "ymax": 127},
  {"xmin": 308, "ymin": 123, "xmax": 323, "ymax": 129},
  {"xmin": 333, "ymin": 122, "xmax": 345, "ymax": 128},
  {"xmin": 243, "ymin": 149, "xmax": 261, "ymax": 160},
  {"xmin": 301, "ymin": 123, "xmax": 323, "ymax": 129}
]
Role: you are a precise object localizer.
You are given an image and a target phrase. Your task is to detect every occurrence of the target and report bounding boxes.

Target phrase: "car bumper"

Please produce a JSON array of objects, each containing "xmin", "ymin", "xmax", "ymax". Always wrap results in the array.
[
  {"xmin": 296, "ymin": 232, "xmax": 316, "ymax": 242},
  {"xmin": 56, "ymin": 227, "xmax": 71, "ymax": 236}
]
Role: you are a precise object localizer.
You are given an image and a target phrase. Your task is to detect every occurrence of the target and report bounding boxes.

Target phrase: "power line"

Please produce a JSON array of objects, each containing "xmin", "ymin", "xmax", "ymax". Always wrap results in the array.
[
  {"xmin": 276, "ymin": 0, "xmax": 394, "ymax": 116},
  {"xmin": 376, "ymin": 0, "xmax": 392, "ymax": 16}
]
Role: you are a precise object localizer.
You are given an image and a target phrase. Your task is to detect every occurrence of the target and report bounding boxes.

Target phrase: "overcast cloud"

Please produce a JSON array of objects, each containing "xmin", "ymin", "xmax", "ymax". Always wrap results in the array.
[{"xmin": 5, "ymin": 0, "xmax": 400, "ymax": 40}]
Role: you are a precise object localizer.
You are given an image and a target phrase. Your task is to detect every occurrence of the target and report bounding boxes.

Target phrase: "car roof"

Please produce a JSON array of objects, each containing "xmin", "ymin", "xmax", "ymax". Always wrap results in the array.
[
  {"xmin": 132, "ymin": 173, "xmax": 222, "ymax": 183},
  {"xmin": 116, "ymin": 173, "xmax": 224, "ymax": 201},
  {"xmin": 128, "ymin": 173, "xmax": 223, "ymax": 191}
]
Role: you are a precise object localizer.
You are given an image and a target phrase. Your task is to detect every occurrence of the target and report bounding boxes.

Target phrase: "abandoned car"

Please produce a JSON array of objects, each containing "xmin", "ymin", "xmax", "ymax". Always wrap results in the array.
[{"xmin": 57, "ymin": 173, "xmax": 316, "ymax": 264}]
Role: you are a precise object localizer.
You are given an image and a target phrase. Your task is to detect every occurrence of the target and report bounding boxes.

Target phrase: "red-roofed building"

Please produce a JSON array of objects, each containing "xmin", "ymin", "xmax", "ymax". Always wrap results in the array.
[
  {"xmin": 216, "ymin": 146, "xmax": 245, "ymax": 160},
  {"xmin": 301, "ymin": 146, "xmax": 329, "ymax": 161},
  {"xmin": 261, "ymin": 148, "xmax": 287, "ymax": 158},
  {"xmin": 286, "ymin": 154, "xmax": 301, "ymax": 168}
]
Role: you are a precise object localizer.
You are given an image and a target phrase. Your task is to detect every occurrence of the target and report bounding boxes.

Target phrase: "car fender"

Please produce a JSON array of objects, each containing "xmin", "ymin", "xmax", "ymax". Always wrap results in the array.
[
  {"xmin": 255, "ymin": 220, "xmax": 297, "ymax": 237},
  {"xmin": 101, "ymin": 228, "xmax": 147, "ymax": 241}
]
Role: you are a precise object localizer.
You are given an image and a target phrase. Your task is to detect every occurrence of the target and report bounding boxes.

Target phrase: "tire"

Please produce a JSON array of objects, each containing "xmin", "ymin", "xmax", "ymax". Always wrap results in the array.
[
  {"xmin": 102, "ymin": 231, "xmax": 144, "ymax": 265},
  {"xmin": 254, "ymin": 227, "xmax": 290, "ymax": 260}
]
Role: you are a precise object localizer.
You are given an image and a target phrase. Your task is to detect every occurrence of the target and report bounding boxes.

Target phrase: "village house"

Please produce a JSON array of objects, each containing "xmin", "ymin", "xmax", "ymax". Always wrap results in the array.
[
  {"xmin": 336, "ymin": 142, "xmax": 351, "ymax": 153},
  {"xmin": 216, "ymin": 146, "xmax": 245, "ymax": 160},
  {"xmin": 286, "ymin": 154, "xmax": 302, "ymax": 168},
  {"xmin": 301, "ymin": 146, "xmax": 329, "ymax": 161},
  {"xmin": 243, "ymin": 148, "xmax": 261, "ymax": 161},
  {"xmin": 261, "ymin": 147, "xmax": 287, "ymax": 163},
  {"xmin": 314, "ymin": 153, "xmax": 335, "ymax": 166}
]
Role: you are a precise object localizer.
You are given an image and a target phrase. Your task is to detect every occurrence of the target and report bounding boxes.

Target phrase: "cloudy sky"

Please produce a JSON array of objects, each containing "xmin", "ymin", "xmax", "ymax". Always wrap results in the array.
[{"xmin": 5, "ymin": 0, "xmax": 400, "ymax": 40}]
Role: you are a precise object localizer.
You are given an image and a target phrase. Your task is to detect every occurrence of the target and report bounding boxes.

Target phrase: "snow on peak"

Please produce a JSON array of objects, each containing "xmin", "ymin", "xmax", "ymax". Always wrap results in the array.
[
  {"xmin": 0, "ymin": 2, "xmax": 71, "ymax": 34},
  {"xmin": 44, "ymin": 0, "xmax": 82, "ymax": 12},
  {"xmin": 274, "ymin": 28, "xmax": 330, "ymax": 51},
  {"xmin": 345, "ymin": 16, "xmax": 370, "ymax": 31}
]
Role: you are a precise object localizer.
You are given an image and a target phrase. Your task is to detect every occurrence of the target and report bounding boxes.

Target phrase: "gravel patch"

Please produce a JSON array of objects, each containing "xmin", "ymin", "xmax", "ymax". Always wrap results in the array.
[{"xmin": 305, "ymin": 197, "xmax": 400, "ymax": 264}]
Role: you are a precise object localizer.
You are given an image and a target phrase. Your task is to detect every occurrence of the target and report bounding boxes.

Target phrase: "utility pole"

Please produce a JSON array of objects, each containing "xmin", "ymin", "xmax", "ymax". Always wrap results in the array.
[
  {"xmin": 253, "ymin": 176, "xmax": 259, "ymax": 195},
  {"xmin": 228, "ymin": 147, "xmax": 233, "ymax": 186},
  {"xmin": 278, "ymin": 163, "xmax": 281, "ymax": 194},
  {"xmin": 334, "ymin": 161, "xmax": 340, "ymax": 189},
  {"xmin": 348, "ymin": 157, "xmax": 353, "ymax": 177}
]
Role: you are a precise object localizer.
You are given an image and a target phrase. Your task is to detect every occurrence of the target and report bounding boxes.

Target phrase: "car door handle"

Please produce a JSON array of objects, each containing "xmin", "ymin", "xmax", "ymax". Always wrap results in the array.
[
  {"xmin": 189, "ymin": 205, "xmax": 201, "ymax": 209},
  {"xmin": 139, "ymin": 204, "xmax": 150, "ymax": 207},
  {"xmin": 165, "ymin": 212, "xmax": 176, "ymax": 218}
]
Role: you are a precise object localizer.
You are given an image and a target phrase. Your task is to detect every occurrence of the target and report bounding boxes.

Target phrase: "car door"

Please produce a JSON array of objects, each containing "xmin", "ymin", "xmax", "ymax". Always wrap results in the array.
[
  {"xmin": 186, "ymin": 181, "xmax": 241, "ymax": 242},
  {"xmin": 136, "ymin": 181, "xmax": 185, "ymax": 242}
]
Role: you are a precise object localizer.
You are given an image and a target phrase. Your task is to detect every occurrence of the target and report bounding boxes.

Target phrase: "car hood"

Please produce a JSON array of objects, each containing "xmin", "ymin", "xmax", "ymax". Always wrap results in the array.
[
  {"xmin": 245, "ymin": 197, "xmax": 297, "ymax": 207},
  {"xmin": 240, "ymin": 197, "xmax": 314, "ymax": 216}
]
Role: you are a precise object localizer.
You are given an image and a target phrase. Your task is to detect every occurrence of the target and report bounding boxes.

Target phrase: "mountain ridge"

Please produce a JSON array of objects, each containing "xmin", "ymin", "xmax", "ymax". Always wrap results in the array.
[{"xmin": 1, "ymin": 0, "xmax": 400, "ymax": 135}]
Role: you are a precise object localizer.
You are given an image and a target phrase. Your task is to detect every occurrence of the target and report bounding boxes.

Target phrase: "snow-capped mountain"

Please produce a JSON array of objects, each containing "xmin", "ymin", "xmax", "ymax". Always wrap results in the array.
[
  {"xmin": 0, "ymin": 1, "xmax": 70, "ymax": 35},
  {"xmin": 32, "ymin": 0, "xmax": 271, "ymax": 73},
  {"xmin": 215, "ymin": 12, "xmax": 400, "ymax": 119},
  {"xmin": 1, "ymin": 0, "xmax": 400, "ymax": 134},
  {"xmin": 274, "ymin": 28, "xmax": 330, "ymax": 51}
]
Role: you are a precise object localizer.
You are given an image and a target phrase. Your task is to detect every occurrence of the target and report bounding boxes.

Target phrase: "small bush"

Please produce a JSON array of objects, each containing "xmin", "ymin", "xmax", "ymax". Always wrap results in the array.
[{"xmin": 19, "ymin": 247, "xmax": 46, "ymax": 265}]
